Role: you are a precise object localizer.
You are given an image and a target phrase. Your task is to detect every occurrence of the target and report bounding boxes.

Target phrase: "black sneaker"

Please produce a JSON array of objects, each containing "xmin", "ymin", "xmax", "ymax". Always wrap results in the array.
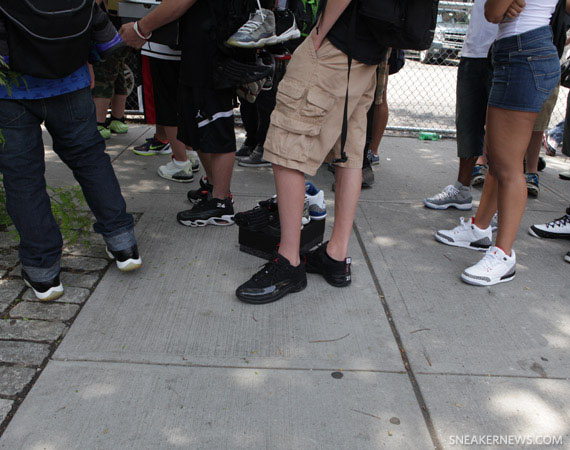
[
  {"xmin": 272, "ymin": 9, "xmax": 301, "ymax": 44},
  {"xmin": 22, "ymin": 269, "xmax": 64, "ymax": 301},
  {"xmin": 234, "ymin": 196, "xmax": 279, "ymax": 230},
  {"xmin": 236, "ymin": 253, "xmax": 307, "ymax": 304},
  {"xmin": 236, "ymin": 142, "xmax": 256, "ymax": 160},
  {"xmin": 237, "ymin": 146, "xmax": 271, "ymax": 167},
  {"xmin": 187, "ymin": 176, "xmax": 213, "ymax": 204},
  {"xmin": 106, "ymin": 245, "xmax": 142, "ymax": 272},
  {"xmin": 177, "ymin": 194, "xmax": 235, "ymax": 227},
  {"xmin": 304, "ymin": 242, "xmax": 352, "ymax": 287}
]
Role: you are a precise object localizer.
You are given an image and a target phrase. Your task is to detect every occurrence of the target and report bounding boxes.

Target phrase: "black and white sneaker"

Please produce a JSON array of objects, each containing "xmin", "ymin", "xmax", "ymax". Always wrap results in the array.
[
  {"xmin": 236, "ymin": 142, "xmax": 255, "ymax": 160},
  {"xmin": 22, "ymin": 269, "xmax": 64, "ymax": 301},
  {"xmin": 187, "ymin": 176, "xmax": 213, "ymax": 204},
  {"xmin": 236, "ymin": 253, "xmax": 307, "ymax": 304},
  {"xmin": 177, "ymin": 194, "xmax": 235, "ymax": 227},
  {"xmin": 304, "ymin": 242, "xmax": 351, "ymax": 287},
  {"xmin": 270, "ymin": 9, "xmax": 301, "ymax": 44},
  {"xmin": 529, "ymin": 209, "xmax": 570, "ymax": 239},
  {"xmin": 106, "ymin": 245, "xmax": 142, "ymax": 272},
  {"xmin": 237, "ymin": 146, "xmax": 271, "ymax": 167}
]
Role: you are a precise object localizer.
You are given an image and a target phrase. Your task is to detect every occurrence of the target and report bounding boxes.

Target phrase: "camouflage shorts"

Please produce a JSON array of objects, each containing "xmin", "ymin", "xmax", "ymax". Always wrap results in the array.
[{"xmin": 92, "ymin": 51, "xmax": 128, "ymax": 99}]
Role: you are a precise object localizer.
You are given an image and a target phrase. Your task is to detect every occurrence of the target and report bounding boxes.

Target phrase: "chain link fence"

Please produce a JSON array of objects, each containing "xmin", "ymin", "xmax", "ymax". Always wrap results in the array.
[{"xmin": 387, "ymin": 1, "xmax": 567, "ymax": 135}]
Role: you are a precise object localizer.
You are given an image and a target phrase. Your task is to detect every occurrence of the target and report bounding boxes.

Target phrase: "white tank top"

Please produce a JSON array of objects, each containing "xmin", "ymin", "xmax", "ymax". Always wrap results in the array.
[{"xmin": 496, "ymin": 0, "xmax": 558, "ymax": 41}]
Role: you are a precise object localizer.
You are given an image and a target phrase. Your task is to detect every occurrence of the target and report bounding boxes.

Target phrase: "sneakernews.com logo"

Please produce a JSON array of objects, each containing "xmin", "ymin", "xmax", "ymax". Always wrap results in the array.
[{"xmin": 449, "ymin": 435, "xmax": 563, "ymax": 446}]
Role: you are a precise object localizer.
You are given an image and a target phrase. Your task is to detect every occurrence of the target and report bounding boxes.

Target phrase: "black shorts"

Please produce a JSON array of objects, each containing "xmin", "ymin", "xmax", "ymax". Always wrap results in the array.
[
  {"xmin": 149, "ymin": 58, "xmax": 180, "ymax": 127},
  {"xmin": 177, "ymin": 85, "xmax": 236, "ymax": 154}
]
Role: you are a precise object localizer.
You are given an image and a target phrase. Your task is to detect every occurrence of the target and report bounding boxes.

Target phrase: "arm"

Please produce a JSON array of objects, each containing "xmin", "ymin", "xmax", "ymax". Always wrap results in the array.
[
  {"xmin": 485, "ymin": 0, "xmax": 525, "ymax": 24},
  {"xmin": 119, "ymin": 0, "xmax": 197, "ymax": 49},
  {"xmin": 312, "ymin": 0, "xmax": 352, "ymax": 51}
]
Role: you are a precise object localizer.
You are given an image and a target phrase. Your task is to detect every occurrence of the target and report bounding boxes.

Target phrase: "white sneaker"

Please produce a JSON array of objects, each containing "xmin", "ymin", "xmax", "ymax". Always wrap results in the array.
[
  {"xmin": 435, "ymin": 217, "xmax": 492, "ymax": 251},
  {"xmin": 157, "ymin": 158, "xmax": 194, "ymax": 183},
  {"xmin": 304, "ymin": 182, "xmax": 327, "ymax": 220},
  {"xmin": 186, "ymin": 150, "xmax": 200, "ymax": 173},
  {"xmin": 461, "ymin": 246, "xmax": 516, "ymax": 286},
  {"xmin": 528, "ymin": 212, "xmax": 570, "ymax": 239}
]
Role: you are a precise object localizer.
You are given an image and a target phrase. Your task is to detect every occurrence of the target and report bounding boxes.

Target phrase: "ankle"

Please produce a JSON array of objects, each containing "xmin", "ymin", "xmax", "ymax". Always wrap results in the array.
[
  {"xmin": 325, "ymin": 241, "xmax": 347, "ymax": 261},
  {"xmin": 278, "ymin": 249, "xmax": 300, "ymax": 267}
]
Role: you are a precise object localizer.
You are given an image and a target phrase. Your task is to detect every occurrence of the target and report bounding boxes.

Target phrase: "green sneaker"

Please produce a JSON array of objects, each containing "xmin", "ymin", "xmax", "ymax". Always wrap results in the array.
[
  {"xmin": 98, "ymin": 124, "xmax": 111, "ymax": 140},
  {"xmin": 108, "ymin": 117, "xmax": 128, "ymax": 134}
]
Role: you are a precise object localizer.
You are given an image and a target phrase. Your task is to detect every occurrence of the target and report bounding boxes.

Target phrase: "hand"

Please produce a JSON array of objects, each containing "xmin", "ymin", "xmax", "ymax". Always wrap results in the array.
[
  {"xmin": 88, "ymin": 63, "xmax": 95, "ymax": 90},
  {"xmin": 312, "ymin": 30, "xmax": 323, "ymax": 53},
  {"xmin": 119, "ymin": 22, "xmax": 146, "ymax": 49},
  {"xmin": 504, "ymin": 0, "xmax": 525, "ymax": 20}
]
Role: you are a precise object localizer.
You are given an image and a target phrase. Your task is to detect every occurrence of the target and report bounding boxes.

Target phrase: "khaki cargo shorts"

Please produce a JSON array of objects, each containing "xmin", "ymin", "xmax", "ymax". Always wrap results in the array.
[
  {"xmin": 264, "ymin": 34, "xmax": 377, "ymax": 176},
  {"xmin": 534, "ymin": 84, "xmax": 559, "ymax": 132}
]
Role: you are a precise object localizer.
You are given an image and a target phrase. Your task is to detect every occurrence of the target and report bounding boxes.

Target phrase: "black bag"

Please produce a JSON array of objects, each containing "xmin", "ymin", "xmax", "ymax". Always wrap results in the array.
[
  {"xmin": 561, "ymin": 57, "xmax": 570, "ymax": 88},
  {"xmin": 550, "ymin": 0, "xmax": 568, "ymax": 59},
  {"xmin": 359, "ymin": 0, "xmax": 439, "ymax": 51},
  {"xmin": 0, "ymin": 0, "xmax": 95, "ymax": 79}
]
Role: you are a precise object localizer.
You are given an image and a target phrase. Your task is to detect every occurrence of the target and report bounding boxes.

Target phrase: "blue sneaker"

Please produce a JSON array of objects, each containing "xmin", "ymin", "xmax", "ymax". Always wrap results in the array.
[
  {"xmin": 471, "ymin": 164, "xmax": 487, "ymax": 187},
  {"xmin": 305, "ymin": 182, "xmax": 327, "ymax": 220},
  {"xmin": 367, "ymin": 149, "xmax": 380, "ymax": 165},
  {"xmin": 526, "ymin": 173, "xmax": 540, "ymax": 197}
]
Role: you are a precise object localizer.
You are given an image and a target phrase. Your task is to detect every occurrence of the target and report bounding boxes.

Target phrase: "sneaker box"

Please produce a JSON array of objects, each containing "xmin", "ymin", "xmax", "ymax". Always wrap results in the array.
[{"xmin": 239, "ymin": 219, "xmax": 325, "ymax": 260}]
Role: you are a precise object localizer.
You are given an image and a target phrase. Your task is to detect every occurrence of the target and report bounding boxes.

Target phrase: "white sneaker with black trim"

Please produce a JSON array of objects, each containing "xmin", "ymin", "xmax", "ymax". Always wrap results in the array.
[
  {"xmin": 157, "ymin": 158, "xmax": 194, "ymax": 183},
  {"xmin": 461, "ymin": 246, "xmax": 516, "ymax": 286},
  {"xmin": 435, "ymin": 217, "xmax": 492, "ymax": 251}
]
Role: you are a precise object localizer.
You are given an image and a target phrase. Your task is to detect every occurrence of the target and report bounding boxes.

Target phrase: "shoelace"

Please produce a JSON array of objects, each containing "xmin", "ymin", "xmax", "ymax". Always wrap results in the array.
[
  {"xmin": 545, "ymin": 214, "xmax": 570, "ymax": 229},
  {"xmin": 434, "ymin": 185, "xmax": 459, "ymax": 200},
  {"xmin": 253, "ymin": 259, "xmax": 282, "ymax": 283},
  {"xmin": 453, "ymin": 217, "xmax": 470, "ymax": 234},
  {"xmin": 476, "ymin": 249, "xmax": 504, "ymax": 271},
  {"xmin": 238, "ymin": 0, "xmax": 266, "ymax": 32}
]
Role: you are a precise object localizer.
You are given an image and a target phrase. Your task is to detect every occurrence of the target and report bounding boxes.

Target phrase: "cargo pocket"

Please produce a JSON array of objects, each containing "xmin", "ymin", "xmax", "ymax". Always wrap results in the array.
[
  {"xmin": 301, "ymin": 86, "xmax": 335, "ymax": 118},
  {"xmin": 275, "ymin": 79, "xmax": 306, "ymax": 111}
]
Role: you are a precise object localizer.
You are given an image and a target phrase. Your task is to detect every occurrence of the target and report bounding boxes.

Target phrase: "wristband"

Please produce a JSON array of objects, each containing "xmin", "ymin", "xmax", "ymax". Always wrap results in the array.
[{"xmin": 134, "ymin": 21, "xmax": 152, "ymax": 40}]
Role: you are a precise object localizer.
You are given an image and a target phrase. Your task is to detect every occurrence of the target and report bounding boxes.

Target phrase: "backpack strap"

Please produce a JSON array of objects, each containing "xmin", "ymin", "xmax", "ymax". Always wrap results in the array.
[{"xmin": 0, "ymin": 13, "xmax": 8, "ymax": 57}]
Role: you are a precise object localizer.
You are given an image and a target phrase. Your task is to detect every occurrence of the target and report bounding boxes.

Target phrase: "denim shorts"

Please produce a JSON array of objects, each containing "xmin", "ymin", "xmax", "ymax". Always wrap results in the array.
[{"xmin": 489, "ymin": 26, "xmax": 560, "ymax": 113}]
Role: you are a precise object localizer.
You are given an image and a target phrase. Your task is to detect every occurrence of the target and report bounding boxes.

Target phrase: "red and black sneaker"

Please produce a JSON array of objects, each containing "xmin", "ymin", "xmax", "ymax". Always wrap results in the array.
[
  {"xmin": 187, "ymin": 176, "xmax": 213, "ymax": 204},
  {"xmin": 304, "ymin": 241, "xmax": 351, "ymax": 287}
]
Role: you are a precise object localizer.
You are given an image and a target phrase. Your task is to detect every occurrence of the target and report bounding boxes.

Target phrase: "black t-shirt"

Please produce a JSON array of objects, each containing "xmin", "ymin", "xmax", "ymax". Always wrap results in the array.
[
  {"xmin": 326, "ymin": 2, "xmax": 388, "ymax": 66},
  {"xmin": 179, "ymin": 0, "xmax": 216, "ymax": 87}
]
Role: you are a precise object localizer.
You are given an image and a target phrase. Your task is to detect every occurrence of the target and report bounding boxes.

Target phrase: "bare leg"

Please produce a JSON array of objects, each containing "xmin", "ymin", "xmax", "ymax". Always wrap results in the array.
[
  {"xmin": 93, "ymin": 98, "xmax": 111, "ymax": 123},
  {"xmin": 485, "ymin": 106, "xmax": 537, "ymax": 255},
  {"xmin": 473, "ymin": 170, "xmax": 498, "ymax": 229},
  {"xmin": 457, "ymin": 156, "xmax": 477, "ymax": 187},
  {"xmin": 198, "ymin": 151, "xmax": 213, "ymax": 180},
  {"xmin": 155, "ymin": 125, "xmax": 167, "ymax": 142},
  {"xmin": 369, "ymin": 77, "xmax": 389, "ymax": 155},
  {"xmin": 210, "ymin": 152, "xmax": 235, "ymax": 200},
  {"xmin": 164, "ymin": 126, "xmax": 187, "ymax": 162},
  {"xmin": 327, "ymin": 167, "xmax": 362, "ymax": 260},
  {"xmin": 525, "ymin": 130, "xmax": 542, "ymax": 173},
  {"xmin": 110, "ymin": 94, "xmax": 127, "ymax": 119},
  {"xmin": 273, "ymin": 164, "xmax": 305, "ymax": 267}
]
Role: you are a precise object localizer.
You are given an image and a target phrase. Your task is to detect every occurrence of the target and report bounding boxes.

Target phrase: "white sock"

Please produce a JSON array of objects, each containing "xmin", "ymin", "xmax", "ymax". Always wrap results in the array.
[{"xmin": 172, "ymin": 158, "xmax": 188, "ymax": 168}]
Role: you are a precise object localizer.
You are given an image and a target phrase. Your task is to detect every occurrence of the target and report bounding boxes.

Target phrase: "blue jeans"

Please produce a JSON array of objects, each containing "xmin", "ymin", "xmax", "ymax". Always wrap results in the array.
[
  {"xmin": 490, "ymin": 26, "xmax": 560, "ymax": 113},
  {"xmin": 0, "ymin": 87, "xmax": 135, "ymax": 282}
]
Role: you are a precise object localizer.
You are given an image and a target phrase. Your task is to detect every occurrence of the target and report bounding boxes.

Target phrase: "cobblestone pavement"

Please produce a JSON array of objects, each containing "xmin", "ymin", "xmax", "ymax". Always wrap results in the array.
[{"xmin": 0, "ymin": 231, "xmax": 112, "ymax": 431}]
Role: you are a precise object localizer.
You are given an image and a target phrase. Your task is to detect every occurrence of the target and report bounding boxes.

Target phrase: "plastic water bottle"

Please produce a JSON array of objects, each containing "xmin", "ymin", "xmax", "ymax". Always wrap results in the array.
[{"xmin": 418, "ymin": 131, "xmax": 442, "ymax": 141}]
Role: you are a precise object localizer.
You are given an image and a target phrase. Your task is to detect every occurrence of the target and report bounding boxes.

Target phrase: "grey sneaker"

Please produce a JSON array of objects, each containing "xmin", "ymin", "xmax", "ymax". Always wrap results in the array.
[
  {"xmin": 226, "ymin": 8, "xmax": 276, "ymax": 48},
  {"xmin": 424, "ymin": 183, "xmax": 472, "ymax": 210},
  {"xmin": 362, "ymin": 165, "xmax": 375, "ymax": 188},
  {"xmin": 237, "ymin": 147, "xmax": 271, "ymax": 167}
]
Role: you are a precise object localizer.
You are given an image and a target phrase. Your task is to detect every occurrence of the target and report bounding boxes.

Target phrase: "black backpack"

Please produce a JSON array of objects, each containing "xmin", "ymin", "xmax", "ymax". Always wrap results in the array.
[
  {"xmin": 551, "ymin": 0, "xmax": 568, "ymax": 58},
  {"xmin": 0, "ymin": 0, "xmax": 95, "ymax": 79},
  {"xmin": 359, "ymin": 0, "xmax": 439, "ymax": 51}
]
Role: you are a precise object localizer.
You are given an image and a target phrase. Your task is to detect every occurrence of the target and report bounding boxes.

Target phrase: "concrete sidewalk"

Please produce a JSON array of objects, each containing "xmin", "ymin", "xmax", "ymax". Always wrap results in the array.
[{"xmin": 1, "ymin": 125, "xmax": 570, "ymax": 449}]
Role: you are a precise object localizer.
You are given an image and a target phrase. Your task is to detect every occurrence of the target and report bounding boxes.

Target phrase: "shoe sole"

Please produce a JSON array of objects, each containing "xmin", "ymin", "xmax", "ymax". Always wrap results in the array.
[
  {"xmin": 471, "ymin": 177, "xmax": 485, "ymax": 187},
  {"xmin": 226, "ymin": 34, "xmax": 276, "ymax": 48},
  {"xmin": 371, "ymin": 161, "xmax": 380, "ymax": 166},
  {"xmin": 24, "ymin": 279, "xmax": 64, "ymax": 301},
  {"xmin": 236, "ymin": 277, "xmax": 307, "ymax": 304},
  {"xmin": 528, "ymin": 226, "xmax": 570, "ymax": 239},
  {"xmin": 133, "ymin": 145, "xmax": 172, "ymax": 156},
  {"xmin": 460, "ymin": 271, "xmax": 515, "ymax": 286},
  {"xmin": 105, "ymin": 248, "xmax": 142, "ymax": 272},
  {"xmin": 434, "ymin": 233, "xmax": 490, "ymax": 251},
  {"xmin": 309, "ymin": 212, "xmax": 327, "ymax": 220},
  {"xmin": 527, "ymin": 187, "xmax": 539, "ymax": 197},
  {"xmin": 157, "ymin": 170, "xmax": 194, "ymax": 183},
  {"xmin": 424, "ymin": 201, "xmax": 473, "ymax": 210},
  {"xmin": 191, "ymin": 165, "xmax": 200, "ymax": 173},
  {"xmin": 267, "ymin": 27, "xmax": 301, "ymax": 45},
  {"xmin": 559, "ymin": 173, "xmax": 570, "ymax": 180},
  {"xmin": 177, "ymin": 215, "xmax": 235, "ymax": 227}
]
